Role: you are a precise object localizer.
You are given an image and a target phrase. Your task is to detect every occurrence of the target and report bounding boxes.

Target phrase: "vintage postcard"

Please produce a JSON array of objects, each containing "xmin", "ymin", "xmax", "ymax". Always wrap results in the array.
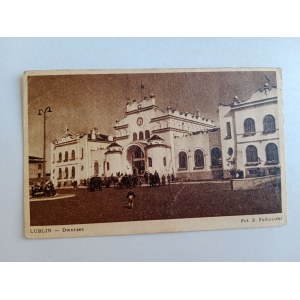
[{"xmin": 23, "ymin": 68, "xmax": 287, "ymax": 239}]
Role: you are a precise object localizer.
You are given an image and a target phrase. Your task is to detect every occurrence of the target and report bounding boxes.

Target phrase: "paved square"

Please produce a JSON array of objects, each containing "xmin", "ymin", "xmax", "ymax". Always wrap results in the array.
[{"xmin": 30, "ymin": 182, "xmax": 282, "ymax": 226}]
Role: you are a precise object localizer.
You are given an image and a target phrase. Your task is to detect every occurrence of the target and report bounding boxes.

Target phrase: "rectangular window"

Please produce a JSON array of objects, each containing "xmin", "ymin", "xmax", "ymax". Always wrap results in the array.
[
  {"xmin": 38, "ymin": 164, "xmax": 42, "ymax": 170},
  {"xmin": 226, "ymin": 122, "xmax": 232, "ymax": 139}
]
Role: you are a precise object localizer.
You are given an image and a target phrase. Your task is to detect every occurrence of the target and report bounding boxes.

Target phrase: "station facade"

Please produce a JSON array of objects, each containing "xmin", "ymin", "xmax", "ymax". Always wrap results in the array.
[{"xmin": 50, "ymin": 81, "xmax": 280, "ymax": 186}]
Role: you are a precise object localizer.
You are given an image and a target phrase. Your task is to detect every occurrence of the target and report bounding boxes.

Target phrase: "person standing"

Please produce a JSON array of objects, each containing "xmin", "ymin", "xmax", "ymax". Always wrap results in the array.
[
  {"xmin": 126, "ymin": 188, "xmax": 136, "ymax": 209},
  {"xmin": 149, "ymin": 173, "xmax": 153, "ymax": 187},
  {"xmin": 167, "ymin": 174, "xmax": 171, "ymax": 185},
  {"xmin": 144, "ymin": 172, "xmax": 149, "ymax": 184},
  {"xmin": 154, "ymin": 170, "xmax": 160, "ymax": 187},
  {"xmin": 162, "ymin": 174, "xmax": 166, "ymax": 186},
  {"xmin": 171, "ymin": 173, "xmax": 175, "ymax": 182}
]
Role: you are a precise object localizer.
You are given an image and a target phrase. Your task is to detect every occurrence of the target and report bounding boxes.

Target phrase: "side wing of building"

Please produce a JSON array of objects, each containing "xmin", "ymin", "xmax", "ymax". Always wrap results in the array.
[{"xmin": 219, "ymin": 83, "xmax": 280, "ymax": 178}]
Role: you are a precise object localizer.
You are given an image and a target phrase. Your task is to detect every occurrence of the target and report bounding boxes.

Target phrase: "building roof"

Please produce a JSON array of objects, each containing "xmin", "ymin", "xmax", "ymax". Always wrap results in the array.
[
  {"xmin": 87, "ymin": 133, "xmax": 110, "ymax": 141},
  {"xmin": 219, "ymin": 81, "xmax": 277, "ymax": 108},
  {"xmin": 53, "ymin": 128, "xmax": 111, "ymax": 145},
  {"xmin": 147, "ymin": 135, "xmax": 164, "ymax": 141},
  {"xmin": 53, "ymin": 129, "xmax": 77, "ymax": 144},
  {"xmin": 107, "ymin": 142, "xmax": 122, "ymax": 148},
  {"xmin": 29, "ymin": 155, "xmax": 43, "ymax": 159},
  {"xmin": 60, "ymin": 132, "xmax": 74, "ymax": 139},
  {"xmin": 29, "ymin": 156, "xmax": 44, "ymax": 162}
]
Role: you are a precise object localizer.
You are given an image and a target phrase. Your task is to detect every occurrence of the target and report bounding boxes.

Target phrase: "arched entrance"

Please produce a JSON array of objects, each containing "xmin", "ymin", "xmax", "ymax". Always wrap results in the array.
[{"xmin": 127, "ymin": 144, "xmax": 145, "ymax": 175}]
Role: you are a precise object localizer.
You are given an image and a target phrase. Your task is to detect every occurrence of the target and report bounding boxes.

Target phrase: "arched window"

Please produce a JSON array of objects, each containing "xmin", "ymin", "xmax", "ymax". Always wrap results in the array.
[
  {"xmin": 139, "ymin": 131, "xmax": 144, "ymax": 140},
  {"xmin": 263, "ymin": 115, "xmax": 276, "ymax": 133},
  {"xmin": 71, "ymin": 166, "xmax": 75, "ymax": 178},
  {"xmin": 148, "ymin": 157, "xmax": 152, "ymax": 167},
  {"xmin": 94, "ymin": 161, "xmax": 99, "ymax": 175},
  {"xmin": 71, "ymin": 150, "xmax": 75, "ymax": 160},
  {"xmin": 133, "ymin": 132, "xmax": 137, "ymax": 141},
  {"xmin": 163, "ymin": 157, "xmax": 166, "ymax": 166},
  {"xmin": 226, "ymin": 122, "xmax": 232, "ymax": 138},
  {"xmin": 194, "ymin": 149, "xmax": 204, "ymax": 168},
  {"xmin": 107, "ymin": 162, "xmax": 110, "ymax": 171},
  {"xmin": 244, "ymin": 118, "xmax": 256, "ymax": 135},
  {"xmin": 266, "ymin": 143, "xmax": 279, "ymax": 163},
  {"xmin": 246, "ymin": 145, "xmax": 258, "ymax": 163},
  {"xmin": 64, "ymin": 151, "xmax": 69, "ymax": 161},
  {"xmin": 58, "ymin": 152, "xmax": 62, "ymax": 162},
  {"xmin": 81, "ymin": 148, "xmax": 84, "ymax": 159},
  {"xmin": 58, "ymin": 168, "xmax": 62, "ymax": 179},
  {"xmin": 65, "ymin": 167, "xmax": 69, "ymax": 179},
  {"xmin": 179, "ymin": 151, "xmax": 188, "ymax": 170},
  {"xmin": 211, "ymin": 147, "xmax": 222, "ymax": 167},
  {"xmin": 145, "ymin": 130, "xmax": 150, "ymax": 139}
]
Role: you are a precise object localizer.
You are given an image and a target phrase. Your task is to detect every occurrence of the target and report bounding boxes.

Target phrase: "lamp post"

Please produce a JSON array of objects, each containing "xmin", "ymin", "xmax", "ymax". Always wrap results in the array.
[{"xmin": 38, "ymin": 106, "xmax": 52, "ymax": 183}]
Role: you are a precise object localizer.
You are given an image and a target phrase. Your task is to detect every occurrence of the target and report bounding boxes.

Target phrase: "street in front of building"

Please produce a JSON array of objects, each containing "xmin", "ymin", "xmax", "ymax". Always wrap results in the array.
[{"xmin": 30, "ymin": 181, "xmax": 281, "ymax": 226}]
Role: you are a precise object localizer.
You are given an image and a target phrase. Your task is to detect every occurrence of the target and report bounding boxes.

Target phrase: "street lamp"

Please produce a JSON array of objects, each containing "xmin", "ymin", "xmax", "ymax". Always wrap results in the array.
[{"xmin": 37, "ymin": 106, "xmax": 52, "ymax": 183}]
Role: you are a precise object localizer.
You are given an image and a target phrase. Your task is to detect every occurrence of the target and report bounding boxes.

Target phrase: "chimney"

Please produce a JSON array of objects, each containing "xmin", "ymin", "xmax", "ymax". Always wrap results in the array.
[
  {"xmin": 149, "ymin": 93, "xmax": 156, "ymax": 106},
  {"xmin": 126, "ymin": 100, "xmax": 131, "ymax": 112},
  {"xmin": 91, "ymin": 129, "xmax": 96, "ymax": 140}
]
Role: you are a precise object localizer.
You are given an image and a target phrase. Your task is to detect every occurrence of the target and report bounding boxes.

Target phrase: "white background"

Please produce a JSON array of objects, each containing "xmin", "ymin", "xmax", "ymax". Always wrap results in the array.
[{"xmin": 1, "ymin": 37, "xmax": 299, "ymax": 261}]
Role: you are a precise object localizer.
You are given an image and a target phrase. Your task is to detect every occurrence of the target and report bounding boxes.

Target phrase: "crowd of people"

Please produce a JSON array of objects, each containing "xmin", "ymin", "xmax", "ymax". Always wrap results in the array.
[
  {"xmin": 143, "ymin": 171, "xmax": 175, "ymax": 187},
  {"xmin": 89, "ymin": 171, "xmax": 176, "ymax": 190},
  {"xmin": 31, "ymin": 171, "xmax": 175, "ymax": 208}
]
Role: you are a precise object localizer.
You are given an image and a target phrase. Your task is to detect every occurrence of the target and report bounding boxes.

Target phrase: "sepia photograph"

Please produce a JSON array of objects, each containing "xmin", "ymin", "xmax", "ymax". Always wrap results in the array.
[{"xmin": 23, "ymin": 68, "xmax": 287, "ymax": 238}]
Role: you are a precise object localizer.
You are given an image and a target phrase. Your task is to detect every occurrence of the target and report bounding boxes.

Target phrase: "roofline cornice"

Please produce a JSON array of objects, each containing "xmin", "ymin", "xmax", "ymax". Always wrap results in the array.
[
  {"xmin": 113, "ymin": 124, "xmax": 129, "ymax": 129},
  {"xmin": 126, "ymin": 105, "xmax": 157, "ymax": 115},
  {"xmin": 150, "ymin": 115, "xmax": 216, "ymax": 127},
  {"xmin": 231, "ymin": 98, "xmax": 277, "ymax": 110}
]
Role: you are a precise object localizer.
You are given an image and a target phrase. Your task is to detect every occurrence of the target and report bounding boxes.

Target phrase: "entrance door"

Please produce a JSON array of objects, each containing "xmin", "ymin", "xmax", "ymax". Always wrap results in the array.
[
  {"xmin": 133, "ymin": 160, "xmax": 145, "ymax": 175},
  {"xmin": 127, "ymin": 145, "xmax": 145, "ymax": 175}
]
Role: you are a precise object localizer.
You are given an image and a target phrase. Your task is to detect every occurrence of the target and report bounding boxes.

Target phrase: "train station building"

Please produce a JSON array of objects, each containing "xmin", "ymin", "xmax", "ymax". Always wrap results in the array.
[{"xmin": 50, "ymin": 81, "xmax": 280, "ymax": 186}]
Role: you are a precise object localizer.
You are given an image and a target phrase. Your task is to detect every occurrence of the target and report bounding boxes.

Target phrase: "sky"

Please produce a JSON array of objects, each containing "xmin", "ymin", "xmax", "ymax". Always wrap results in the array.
[{"xmin": 27, "ymin": 70, "xmax": 277, "ymax": 171}]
